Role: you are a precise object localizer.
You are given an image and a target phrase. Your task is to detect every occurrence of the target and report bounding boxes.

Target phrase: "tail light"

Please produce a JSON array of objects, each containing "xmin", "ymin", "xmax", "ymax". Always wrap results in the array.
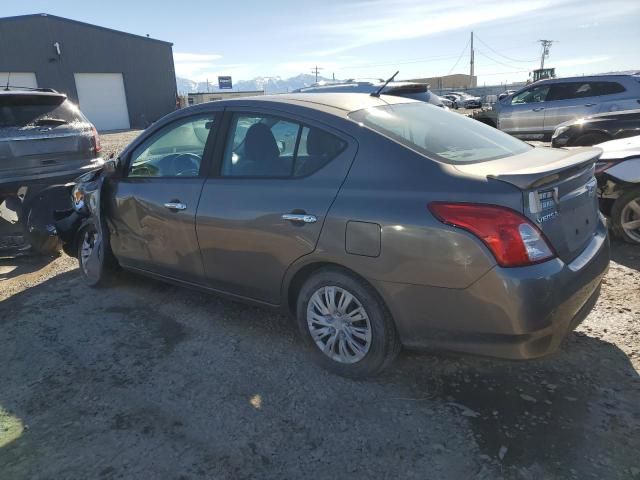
[
  {"xmin": 428, "ymin": 202, "xmax": 555, "ymax": 267},
  {"xmin": 91, "ymin": 126, "xmax": 102, "ymax": 155}
]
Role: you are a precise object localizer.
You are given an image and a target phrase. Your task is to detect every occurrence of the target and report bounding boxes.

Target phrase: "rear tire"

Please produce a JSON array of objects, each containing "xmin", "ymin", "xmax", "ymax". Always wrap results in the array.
[
  {"xmin": 611, "ymin": 188, "xmax": 640, "ymax": 244},
  {"xmin": 296, "ymin": 267, "xmax": 401, "ymax": 378},
  {"xmin": 573, "ymin": 133, "xmax": 610, "ymax": 147}
]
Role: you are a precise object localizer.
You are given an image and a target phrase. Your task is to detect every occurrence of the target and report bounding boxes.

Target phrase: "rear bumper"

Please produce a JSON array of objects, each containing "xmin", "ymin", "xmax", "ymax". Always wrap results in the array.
[
  {"xmin": 374, "ymin": 221, "xmax": 610, "ymax": 359},
  {"xmin": 0, "ymin": 159, "xmax": 102, "ymax": 196}
]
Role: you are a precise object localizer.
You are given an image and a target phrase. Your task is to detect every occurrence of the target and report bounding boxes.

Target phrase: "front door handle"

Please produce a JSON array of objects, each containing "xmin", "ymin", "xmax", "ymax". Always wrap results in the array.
[
  {"xmin": 532, "ymin": 107, "xmax": 545, "ymax": 112},
  {"xmin": 164, "ymin": 202, "xmax": 187, "ymax": 211},
  {"xmin": 584, "ymin": 103, "xmax": 596, "ymax": 107},
  {"xmin": 282, "ymin": 213, "xmax": 317, "ymax": 224}
]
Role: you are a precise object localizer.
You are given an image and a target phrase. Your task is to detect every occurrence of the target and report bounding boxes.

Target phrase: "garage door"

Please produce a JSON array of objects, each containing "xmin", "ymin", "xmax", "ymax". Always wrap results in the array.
[
  {"xmin": 0, "ymin": 72, "xmax": 37, "ymax": 88},
  {"xmin": 74, "ymin": 73, "xmax": 130, "ymax": 131}
]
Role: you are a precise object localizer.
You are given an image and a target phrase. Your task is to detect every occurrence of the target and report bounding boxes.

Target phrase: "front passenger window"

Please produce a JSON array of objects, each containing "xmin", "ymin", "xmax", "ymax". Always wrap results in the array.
[
  {"xmin": 511, "ymin": 86, "xmax": 550, "ymax": 104},
  {"xmin": 128, "ymin": 115, "xmax": 214, "ymax": 178}
]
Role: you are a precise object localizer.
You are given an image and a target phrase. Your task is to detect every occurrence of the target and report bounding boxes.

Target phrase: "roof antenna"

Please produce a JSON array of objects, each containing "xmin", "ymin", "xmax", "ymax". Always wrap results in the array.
[
  {"xmin": 4, "ymin": 72, "xmax": 11, "ymax": 91},
  {"xmin": 371, "ymin": 70, "xmax": 399, "ymax": 97}
]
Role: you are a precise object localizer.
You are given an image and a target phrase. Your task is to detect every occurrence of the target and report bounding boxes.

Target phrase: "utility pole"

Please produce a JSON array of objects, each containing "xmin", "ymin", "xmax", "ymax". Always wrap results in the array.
[
  {"xmin": 538, "ymin": 40, "xmax": 554, "ymax": 69},
  {"xmin": 311, "ymin": 65, "xmax": 324, "ymax": 83},
  {"xmin": 470, "ymin": 31, "xmax": 474, "ymax": 84}
]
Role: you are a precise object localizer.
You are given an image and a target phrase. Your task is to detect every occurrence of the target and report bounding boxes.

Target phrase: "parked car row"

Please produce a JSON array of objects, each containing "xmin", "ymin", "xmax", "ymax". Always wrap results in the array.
[{"xmin": 440, "ymin": 92, "xmax": 482, "ymax": 109}]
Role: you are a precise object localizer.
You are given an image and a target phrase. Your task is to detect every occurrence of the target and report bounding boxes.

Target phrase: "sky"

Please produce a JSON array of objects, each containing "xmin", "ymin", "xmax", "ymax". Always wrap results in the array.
[{"xmin": 4, "ymin": 0, "xmax": 640, "ymax": 85}]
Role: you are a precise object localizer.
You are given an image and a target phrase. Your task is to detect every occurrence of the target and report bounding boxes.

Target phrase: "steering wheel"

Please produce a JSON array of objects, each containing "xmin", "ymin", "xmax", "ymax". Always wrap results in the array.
[{"xmin": 165, "ymin": 152, "xmax": 201, "ymax": 176}]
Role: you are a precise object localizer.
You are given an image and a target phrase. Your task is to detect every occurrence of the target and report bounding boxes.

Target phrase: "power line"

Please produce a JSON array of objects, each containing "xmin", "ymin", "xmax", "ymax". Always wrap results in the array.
[
  {"xmin": 345, "ymin": 51, "xmax": 478, "ymax": 70},
  {"xmin": 474, "ymin": 34, "xmax": 538, "ymax": 63},
  {"xmin": 447, "ymin": 38, "xmax": 471, "ymax": 75},
  {"xmin": 475, "ymin": 47, "xmax": 531, "ymax": 71}
]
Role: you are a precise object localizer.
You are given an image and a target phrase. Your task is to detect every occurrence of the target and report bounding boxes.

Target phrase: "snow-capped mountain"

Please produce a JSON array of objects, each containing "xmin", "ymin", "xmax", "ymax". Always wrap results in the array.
[{"xmin": 176, "ymin": 74, "xmax": 340, "ymax": 95}]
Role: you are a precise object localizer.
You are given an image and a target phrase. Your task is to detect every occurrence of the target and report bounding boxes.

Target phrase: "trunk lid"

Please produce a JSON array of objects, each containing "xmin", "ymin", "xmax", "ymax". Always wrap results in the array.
[
  {"xmin": 1, "ymin": 93, "xmax": 94, "ymax": 178},
  {"xmin": 0, "ymin": 125, "xmax": 94, "ymax": 176},
  {"xmin": 454, "ymin": 147, "xmax": 602, "ymax": 263}
]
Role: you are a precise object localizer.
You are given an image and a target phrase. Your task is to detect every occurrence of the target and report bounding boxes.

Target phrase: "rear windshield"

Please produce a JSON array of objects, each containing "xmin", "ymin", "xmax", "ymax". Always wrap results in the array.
[
  {"xmin": 0, "ymin": 95, "xmax": 85, "ymax": 127},
  {"xmin": 349, "ymin": 102, "xmax": 531, "ymax": 163}
]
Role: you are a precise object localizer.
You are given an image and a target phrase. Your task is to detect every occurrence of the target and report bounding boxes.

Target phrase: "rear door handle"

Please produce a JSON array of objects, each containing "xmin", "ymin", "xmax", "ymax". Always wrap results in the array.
[
  {"xmin": 532, "ymin": 107, "xmax": 545, "ymax": 112},
  {"xmin": 584, "ymin": 103, "xmax": 596, "ymax": 107},
  {"xmin": 282, "ymin": 213, "xmax": 317, "ymax": 223},
  {"xmin": 164, "ymin": 202, "xmax": 187, "ymax": 211}
]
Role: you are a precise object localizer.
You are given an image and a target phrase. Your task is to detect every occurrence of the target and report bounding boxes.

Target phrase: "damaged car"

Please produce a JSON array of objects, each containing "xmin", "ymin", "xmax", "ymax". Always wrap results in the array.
[
  {"xmin": 0, "ymin": 87, "xmax": 102, "ymax": 254},
  {"xmin": 52, "ymin": 93, "xmax": 609, "ymax": 378},
  {"xmin": 593, "ymin": 135, "xmax": 640, "ymax": 244}
]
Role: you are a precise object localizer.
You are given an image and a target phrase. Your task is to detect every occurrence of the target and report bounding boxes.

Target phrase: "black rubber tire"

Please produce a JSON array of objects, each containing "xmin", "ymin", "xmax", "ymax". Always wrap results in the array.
[
  {"xmin": 572, "ymin": 133, "xmax": 610, "ymax": 147},
  {"xmin": 76, "ymin": 220, "xmax": 117, "ymax": 287},
  {"xmin": 295, "ymin": 267, "xmax": 401, "ymax": 378},
  {"xmin": 611, "ymin": 188, "xmax": 640, "ymax": 244}
]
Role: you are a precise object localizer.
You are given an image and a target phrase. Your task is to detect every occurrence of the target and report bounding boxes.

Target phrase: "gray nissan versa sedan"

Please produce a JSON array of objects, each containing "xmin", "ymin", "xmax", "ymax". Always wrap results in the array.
[{"xmin": 57, "ymin": 93, "xmax": 609, "ymax": 378}]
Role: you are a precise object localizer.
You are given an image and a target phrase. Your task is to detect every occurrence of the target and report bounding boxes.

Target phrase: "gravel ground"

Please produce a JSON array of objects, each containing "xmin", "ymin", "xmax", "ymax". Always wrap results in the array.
[{"xmin": 0, "ymin": 131, "xmax": 639, "ymax": 480}]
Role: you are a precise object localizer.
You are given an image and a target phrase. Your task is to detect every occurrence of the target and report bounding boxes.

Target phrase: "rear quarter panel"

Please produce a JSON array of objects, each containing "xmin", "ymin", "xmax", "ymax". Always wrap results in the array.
[{"xmin": 308, "ymin": 129, "xmax": 525, "ymax": 290}]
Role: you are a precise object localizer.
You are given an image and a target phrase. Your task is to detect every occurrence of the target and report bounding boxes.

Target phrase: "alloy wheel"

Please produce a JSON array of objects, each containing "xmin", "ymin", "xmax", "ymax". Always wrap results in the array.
[
  {"xmin": 306, "ymin": 286, "xmax": 372, "ymax": 364},
  {"xmin": 621, "ymin": 197, "xmax": 640, "ymax": 243},
  {"xmin": 80, "ymin": 229, "xmax": 99, "ymax": 276}
]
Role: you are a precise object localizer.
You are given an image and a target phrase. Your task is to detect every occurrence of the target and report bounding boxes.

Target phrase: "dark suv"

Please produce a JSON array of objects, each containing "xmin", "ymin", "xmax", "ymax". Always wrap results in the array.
[{"xmin": 0, "ymin": 88, "xmax": 102, "ymax": 253}]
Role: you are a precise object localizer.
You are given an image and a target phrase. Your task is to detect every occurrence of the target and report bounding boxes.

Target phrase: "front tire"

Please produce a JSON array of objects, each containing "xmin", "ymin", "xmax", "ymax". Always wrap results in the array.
[
  {"xmin": 77, "ymin": 221, "xmax": 116, "ymax": 287},
  {"xmin": 611, "ymin": 188, "xmax": 640, "ymax": 244},
  {"xmin": 296, "ymin": 267, "xmax": 401, "ymax": 378}
]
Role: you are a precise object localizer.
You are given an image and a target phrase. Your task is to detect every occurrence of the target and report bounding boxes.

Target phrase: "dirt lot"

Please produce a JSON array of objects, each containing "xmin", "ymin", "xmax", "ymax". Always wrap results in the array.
[{"xmin": 0, "ymin": 131, "xmax": 639, "ymax": 480}]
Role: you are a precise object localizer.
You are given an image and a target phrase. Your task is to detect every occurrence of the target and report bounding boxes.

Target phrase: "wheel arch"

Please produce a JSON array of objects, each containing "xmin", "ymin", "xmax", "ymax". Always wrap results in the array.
[
  {"xmin": 282, "ymin": 259, "xmax": 392, "ymax": 320},
  {"xmin": 571, "ymin": 129, "xmax": 612, "ymax": 146}
]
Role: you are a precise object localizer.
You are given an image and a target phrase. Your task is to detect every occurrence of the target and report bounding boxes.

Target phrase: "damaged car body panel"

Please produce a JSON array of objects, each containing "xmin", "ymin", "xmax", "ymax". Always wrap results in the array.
[
  {"xmin": 53, "ymin": 166, "xmax": 108, "ymax": 279},
  {"xmin": 0, "ymin": 89, "xmax": 102, "ymax": 254}
]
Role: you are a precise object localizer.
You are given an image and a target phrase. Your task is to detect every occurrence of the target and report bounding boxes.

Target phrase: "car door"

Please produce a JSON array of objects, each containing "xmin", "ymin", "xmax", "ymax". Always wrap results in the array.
[
  {"xmin": 195, "ymin": 108, "xmax": 357, "ymax": 304},
  {"xmin": 107, "ymin": 112, "xmax": 219, "ymax": 283},
  {"xmin": 542, "ymin": 82, "xmax": 600, "ymax": 135},
  {"xmin": 497, "ymin": 84, "xmax": 550, "ymax": 138}
]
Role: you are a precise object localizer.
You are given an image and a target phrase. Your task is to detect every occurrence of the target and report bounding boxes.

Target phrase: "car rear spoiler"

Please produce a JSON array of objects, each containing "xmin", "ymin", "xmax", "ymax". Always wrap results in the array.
[
  {"xmin": 487, "ymin": 149, "xmax": 602, "ymax": 190},
  {"xmin": 453, "ymin": 147, "xmax": 602, "ymax": 190}
]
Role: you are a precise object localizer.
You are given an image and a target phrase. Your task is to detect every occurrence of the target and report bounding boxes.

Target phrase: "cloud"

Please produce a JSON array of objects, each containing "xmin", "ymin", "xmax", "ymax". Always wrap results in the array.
[
  {"xmin": 173, "ymin": 52, "xmax": 255, "ymax": 81},
  {"xmin": 308, "ymin": 0, "xmax": 563, "ymax": 56}
]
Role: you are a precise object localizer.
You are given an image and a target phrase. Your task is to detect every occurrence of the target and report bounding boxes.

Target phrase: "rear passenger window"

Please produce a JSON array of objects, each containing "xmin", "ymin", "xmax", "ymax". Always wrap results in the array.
[
  {"xmin": 294, "ymin": 126, "xmax": 346, "ymax": 177},
  {"xmin": 221, "ymin": 113, "xmax": 346, "ymax": 178},
  {"xmin": 593, "ymin": 82, "xmax": 626, "ymax": 96},
  {"xmin": 547, "ymin": 82, "xmax": 595, "ymax": 101}
]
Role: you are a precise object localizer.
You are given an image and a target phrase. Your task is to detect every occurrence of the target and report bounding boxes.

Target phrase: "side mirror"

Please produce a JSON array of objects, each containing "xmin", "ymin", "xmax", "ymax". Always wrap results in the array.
[{"xmin": 103, "ymin": 155, "xmax": 120, "ymax": 177}]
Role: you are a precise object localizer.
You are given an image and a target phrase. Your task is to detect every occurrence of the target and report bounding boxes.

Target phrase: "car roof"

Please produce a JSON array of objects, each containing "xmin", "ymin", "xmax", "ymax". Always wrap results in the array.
[
  {"xmin": 186, "ymin": 92, "xmax": 417, "ymax": 116},
  {"xmin": 533, "ymin": 73, "xmax": 639, "ymax": 85},
  {"xmin": 0, "ymin": 88, "xmax": 66, "ymax": 99}
]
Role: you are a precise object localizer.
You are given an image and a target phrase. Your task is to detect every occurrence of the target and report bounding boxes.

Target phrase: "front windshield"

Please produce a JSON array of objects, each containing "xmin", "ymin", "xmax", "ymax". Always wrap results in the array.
[{"xmin": 349, "ymin": 102, "xmax": 531, "ymax": 163}]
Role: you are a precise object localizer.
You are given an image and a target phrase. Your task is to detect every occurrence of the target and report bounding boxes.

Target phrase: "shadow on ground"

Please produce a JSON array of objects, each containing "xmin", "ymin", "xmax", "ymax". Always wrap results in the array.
[
  {"xmin": 0, "ymin": 260, "xmax": 638, "ymax": 479},
  {"xmin": 610, "ymin": 239, "xmax": 640, "ymax": 271}
]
